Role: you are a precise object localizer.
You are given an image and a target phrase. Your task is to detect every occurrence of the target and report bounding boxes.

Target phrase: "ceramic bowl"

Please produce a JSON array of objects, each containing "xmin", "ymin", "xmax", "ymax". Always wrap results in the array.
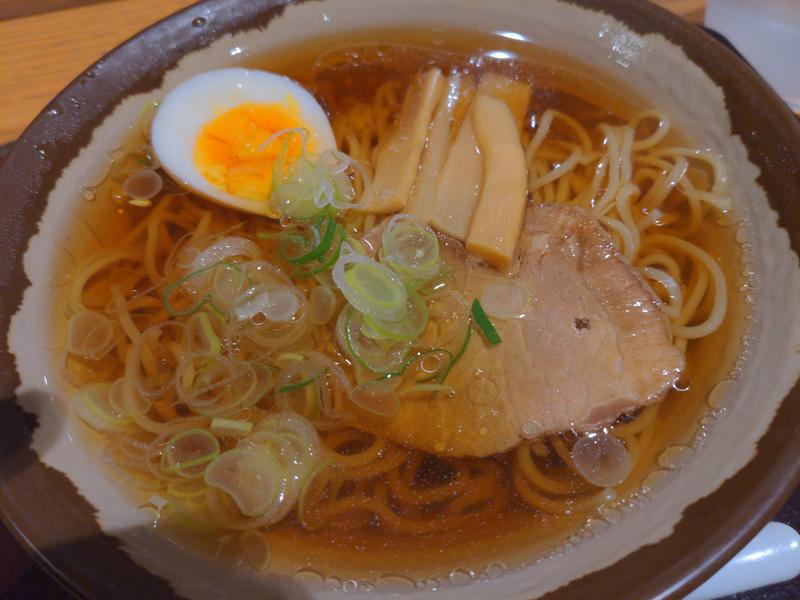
[{"xmin": 1, "ymin": 1, "xmax": 799, "ymax": 598}]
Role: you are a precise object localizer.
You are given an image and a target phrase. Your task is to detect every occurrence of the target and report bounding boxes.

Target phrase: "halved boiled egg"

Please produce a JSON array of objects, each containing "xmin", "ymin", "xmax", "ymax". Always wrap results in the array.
[{"xmin": 151, "ymin": 68, "xmax": 336, "ymax": 216}]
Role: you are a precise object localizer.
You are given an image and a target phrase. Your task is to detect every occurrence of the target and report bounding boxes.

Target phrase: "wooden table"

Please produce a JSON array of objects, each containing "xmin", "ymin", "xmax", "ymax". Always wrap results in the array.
[{"xmin": 0, "ymin": 0, "xmax": 705, "ymax": 145}]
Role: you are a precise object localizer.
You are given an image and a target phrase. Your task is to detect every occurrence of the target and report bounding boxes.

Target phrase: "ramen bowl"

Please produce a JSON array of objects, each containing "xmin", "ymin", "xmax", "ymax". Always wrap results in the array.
[{"xmin": 0, "ymin": 1, "xmax": 799, "ymax": 599}]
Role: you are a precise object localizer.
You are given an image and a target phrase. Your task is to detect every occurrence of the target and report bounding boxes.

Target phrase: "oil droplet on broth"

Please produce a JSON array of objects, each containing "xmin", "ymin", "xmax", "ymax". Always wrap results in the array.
[
  {"xmin": 342, "ymin": 579, "xmax": 358, "ymax": 592},
  {"xmin": 484, "ymin": 561, "xmax": 507, "ymax": 579},
  {"xmin": 658, "ymin": 445, "xmax": 694, "ymax": 470},
  {"xmin": 468, "ymin": 378, "xmax": 498, "ymax": 404},
  {"xmin": 375, "ymin": 574, "xmax": 416, "ymax": 592},
  {"xmin": 640, "ymin": 469, "xmax": 675, "ymax": 495},
  {"xmin": 521, "ymin": 420, "xmax": 543, "ymax": 439},
  {"xmin": 700, "ymin": 415, "xmax": 717, "ymax": 427},
  {"xmin": 294, "ymin": 569, "xmax": 325, "ymax": 590},
  {"xmin": 448, "ymin": 567, "xmax": 475, "ymax": 586},
  {"xmin": 570, "ymin": 432, "xmax": 631, "ymax": 487},
  {"xmin": 735, "ymin": 225, "xmax": 750, "ymax": 244},
  {"xmin": 584, "ymin": 517, "xmax": 609, "ymax": 534},
  {"xmin": 715, "ymin": 211, "xmax": 740, "ymax": 227},
  {"xmin": 324, "ymin": 575, "xmax": 342, "ymax": 591},
  {"xmin": 135, "ymin": 504, "xmax": 159, "ymax": 522},
  {"xmin": 597, "ymin": 505, "xmax": 623, "ymax": 523},
  {"xmin": 480, "ymin": 280, "xmax": 532, "ymax": 320},
  {"xmin": 708, "ymin": 379, "xmax": 738, "ymax": 409}
]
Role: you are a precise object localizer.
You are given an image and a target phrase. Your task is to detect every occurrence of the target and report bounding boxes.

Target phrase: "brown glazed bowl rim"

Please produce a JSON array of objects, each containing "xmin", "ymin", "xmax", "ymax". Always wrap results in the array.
[{"xmin": 1, "ymin": 1, "xmax": 799, "ymax": 599}]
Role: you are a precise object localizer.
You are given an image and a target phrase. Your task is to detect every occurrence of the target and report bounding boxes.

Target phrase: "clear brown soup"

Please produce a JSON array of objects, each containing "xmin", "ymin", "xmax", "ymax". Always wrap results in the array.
[{"xmin": 62, "ymin": 28, "xmax": 749, "ymax": 586}]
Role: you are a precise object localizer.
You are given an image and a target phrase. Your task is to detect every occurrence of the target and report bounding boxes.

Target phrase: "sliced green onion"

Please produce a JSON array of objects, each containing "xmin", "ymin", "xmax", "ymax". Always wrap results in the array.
[
  {"xmin": 364, "ymin": 290, "xmax": 429, "ymax": 341},
  {"xmin": 161, "ymin": 428, "xmax": 220, "ymax": 478},
  {"xmin": 241, "ymin": 530, "xmax": 271, "ymax": 572},
  {"xmin": 278, "ymin": 377, "xmax": 317, "ymax": 393},
  {"xmin": 296, "ymin": 457, "xmax": 334, "ymax": 528},
  {"xmin": 377, "ymin": 347, "xmax": 453, "ymax": 382},
  {"xmin": 210, "ymin": 418, "xmax": 254, "ymax": 437},
  {"xmin": 270, "ymin": 145, "xmax": 359, "ymax": 219},
  {"xmin": 359, "ymin": 318, "xmax": 387, "ymax": 340},
  {"xmin": 471, "ymin": 299, "xmax": 502, "ymax": 346},
  {"xmin": 308, "ymin": 285, "xmax": 338, "ymax": 325},
  {"xmin": 350, "ymin": 379, "xmax": 401, "ymax": 417},
  {"xmin": 274, "ymin": 352, "xmax": 305, "ymax": 367},
  {"xmin": 209, "ymin": 262, "xmax": 253, "ymax": 311},
  {"xmin": 338, "ymin": 306, "xmax": 410, "ymax": 373},
  {"xmin": 232, "ymin": 283, "xmax": 300, "ymax": 323},
  {"xmin": 188, "ymin": 312, "xmax": 221, "ymax": 354},
  {"xmin": 277, "ymin": 215, "xmax": 337, "ymax": 265},
  {"xmin": 108, "ymin": 377, "xmax": 151, "ymax": 417},
  {"xmin": 167, "ymin": 478, "xmax": 207, "ymax": 499},
  {"xmin": 344, "ymin": 263, "xmax": 406, "ymax": 313},
  {"xmin": 161, "ymin": 499, "xmax": 222, "ymax": 535},
  {"xmin": 204, "ymin": 447, "xmax": 284, "ymax": 518},
  {"xmin": 436, "ymin": 324, "xmax": 472, "ymax": 384},
  {"xmin": 388, "ymin": 324, "xmax": 472, "ymax": 387},
  {"xmin": 333, "ymin": 246, "xmax": 407, "ymax": 322},
  {"xmin": 399, "ymin": 383, "xmax": 455, "ymax": 395},
  {"xmin": 267, "ymin": 130, "xmax": 316, "ymax": 219},
  {"xmin": 163, "ymin": 261, "xmax": 246, "ymax": 317},
  {"xmin": 420, "ymin": 289, "xmax": 471, "ymax": 359},
  {"xmin": 271, "ymin": 159, "xmax": 327, "ymax": 220},
  {"xmin": 274, "ymin": 362, "xmax": 327, "ymax": 422},
  {"xmin": 289, "ymin": 224, "xmax": 345, "ymax": 279},
  {"xmin": 73, "ymin": 383, "xmax": 133, "ymax": 431},
  {"xmin": 66, "ymin": 310, "xmax": 116, "ymax": 360},
  {"xmin": 252, "ymin": 412, "xmax": 322, "ymax": 459},
  {"xmin": 380, "ymin": 215, "xmax": 442, "ymax": 287}
]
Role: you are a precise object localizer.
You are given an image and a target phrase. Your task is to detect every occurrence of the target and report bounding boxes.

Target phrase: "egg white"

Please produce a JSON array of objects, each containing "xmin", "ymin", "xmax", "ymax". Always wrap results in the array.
[{"xmin": 151, "ymin": 68, "xmax": 336, "ymax": 216}]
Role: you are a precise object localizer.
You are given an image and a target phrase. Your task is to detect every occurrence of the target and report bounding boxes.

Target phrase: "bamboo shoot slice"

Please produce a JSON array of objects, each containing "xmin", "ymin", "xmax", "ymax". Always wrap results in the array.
[
  {"xmin": 405, "ymin": 73, "xmax": 463, "ymax": 223},
  {"xmin": 429, "ymin": 111, "xmax": 482, "ymax": 240},
  {"xmin": 466, "ymin": 94, "xmax": 528, "ymax": 271},
  {"xmin": 360, "ymin": 68, "xmax": 445, "ymax": 213},
  {"xmin": 475, "ymin": 72, "xmax": 531, "ymax": 129}
]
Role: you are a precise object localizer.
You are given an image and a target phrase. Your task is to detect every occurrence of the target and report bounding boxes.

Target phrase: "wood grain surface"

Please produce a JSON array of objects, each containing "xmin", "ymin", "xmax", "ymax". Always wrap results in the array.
[
  {"xmin": 0, "ymin": 0, "xmax": 196, "ymax": 143},
  {"xmin": 0, "ymin": 0, "xmax": 705, "ymax": 144}
]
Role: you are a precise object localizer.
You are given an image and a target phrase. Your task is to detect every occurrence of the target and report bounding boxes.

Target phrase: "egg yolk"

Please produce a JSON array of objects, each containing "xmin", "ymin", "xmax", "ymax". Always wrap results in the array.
[{"xmin": 194, "ymin": 100, "xmax": 314, "ymax": 202}]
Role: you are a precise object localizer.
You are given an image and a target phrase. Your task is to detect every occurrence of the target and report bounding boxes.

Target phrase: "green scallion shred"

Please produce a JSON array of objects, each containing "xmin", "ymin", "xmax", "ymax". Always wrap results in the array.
[
  {"xmin": 378, "ymin": 348, "xmax": 453, "ymax": 382},
  {"xmin": 342, "ymin": 308, "xmax": 409, "ymax": 373},
  {"xmin": 210, "ymin": 418, "xmax": 253, "ymax": 437},
  {"xmin": 399, "ymin": 383, "xmax": 455, "ymax": 395},
  {"xmin": 277, "ymin": 377, "xmax": 317, "ymax": 393},
  {"xmin": 363, "ymin": 290, "xmax": 429, "ymax": 341},
  {"xmin": 278, "ymin": 215, "xmax": 337, "ymax": 265},
  {"xmin": 290, "ymin": 224, "xmax": 346, "ymax": 279},
  {"xmin": 435, "ymin": 324, "xmax": 472, "ymax": 384},
  {"xmin": 162, "ymin": 261, "xmax": 245, "ymax": 317},
  {"xmin": 193, "ymin": 312, "xmax": 221, "ymax": 354},
  {"xmin": 470, "ymin": 299, "xmax": 502, "ymax": 346}
]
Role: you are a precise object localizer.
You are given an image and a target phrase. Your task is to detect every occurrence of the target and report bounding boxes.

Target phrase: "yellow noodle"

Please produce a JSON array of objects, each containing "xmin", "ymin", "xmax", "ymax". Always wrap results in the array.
[
  {"xmin": 63, "ymin": 72, "xmax": 740, "ymax": 552},
  {"xmin": 110, "ymin": 284, "xmax": 141, "ymax": 342},
  {"xmin": 611, "ymin": 404, "xmax": 659, "ymax": 437},
  {"xmin": 516, "ymin": 444, "xmax": 585, "ymax": 496}
]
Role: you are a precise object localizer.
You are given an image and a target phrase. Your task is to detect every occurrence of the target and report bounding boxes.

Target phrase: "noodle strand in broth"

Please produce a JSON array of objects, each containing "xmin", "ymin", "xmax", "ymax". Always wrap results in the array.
[{"xmin": 59, "ymin": 34, "xmax": 740, "ymax": 579}]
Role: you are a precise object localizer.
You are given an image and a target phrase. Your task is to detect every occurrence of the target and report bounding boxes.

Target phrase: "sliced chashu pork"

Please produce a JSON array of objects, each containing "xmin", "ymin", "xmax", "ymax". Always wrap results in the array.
[{"xmin": 372, "ymin": 204, "xmax": 684, "ymax": 457}]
